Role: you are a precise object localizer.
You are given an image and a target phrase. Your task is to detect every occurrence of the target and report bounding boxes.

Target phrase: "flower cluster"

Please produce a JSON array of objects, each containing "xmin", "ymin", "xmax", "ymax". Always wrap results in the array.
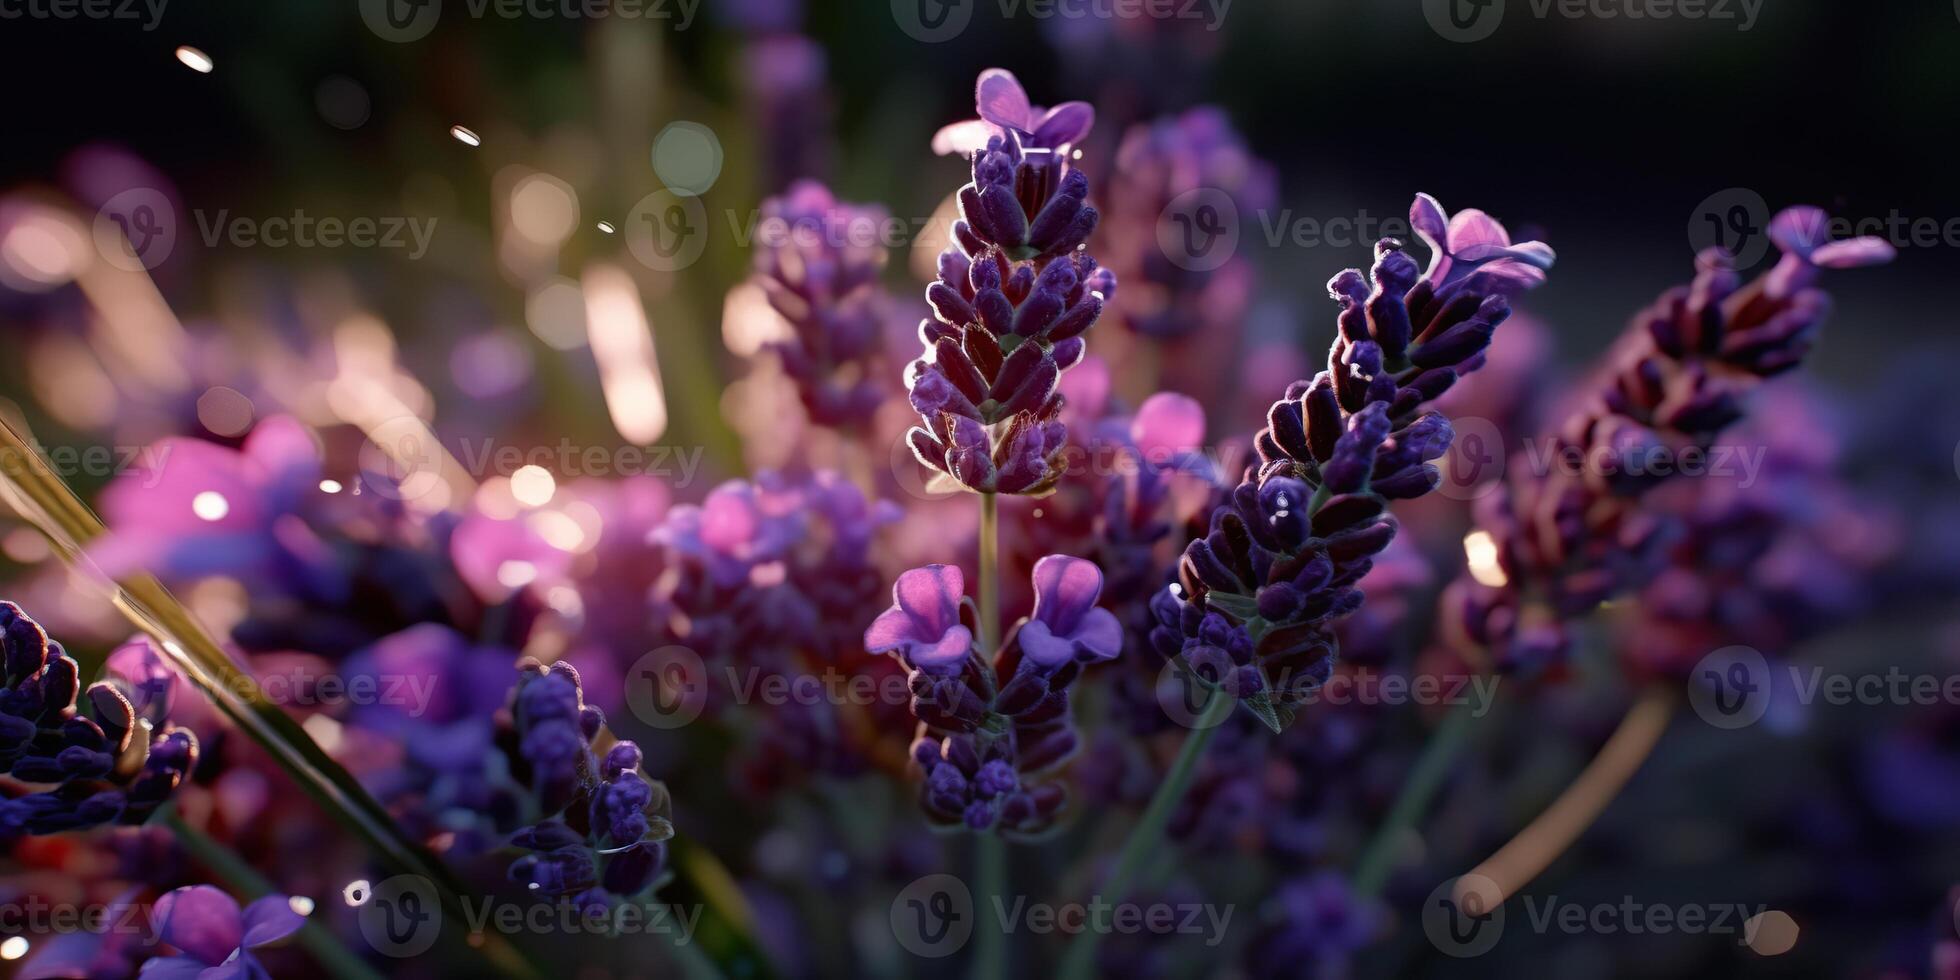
[
  {"xmin": 749, "ymin": 180, "xmax": 893, "ymax": 429},
  {"xmin": 906, "ymin": 70, "xmax": 1115, "ymax": 496},
  {"xmin": 865, "ymin": 557, "xmax": 1119, "ymax": 836},
  {"xmin": 1100, "ymin": 107, "xmax": 1277, "ymax": 341},
  {"xmin": 503, "ymin": 659, "xmax": 674, "ymax": 913},
  {"xmin": 1445, "ymin": 206, "xmax": 1894, "ymax": 674},
  {"xmin": 1149, "ymin": 195, "xmax": 1555, "ymax": 730},
  {"xmin": 1, "ymin": 603, "xmax": 198, "ymax": 839}
]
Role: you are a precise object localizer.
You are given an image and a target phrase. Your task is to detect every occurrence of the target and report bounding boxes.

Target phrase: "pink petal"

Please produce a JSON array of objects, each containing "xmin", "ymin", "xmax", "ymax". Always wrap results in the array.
[
  {"xmin": 894, "ymin": 564, "xmax": 964, "ymax": 635},
  {"xmin": 931, "ymin": 120, "xmax": 998, "ymax": 157},
  {"xmin": 1031, "ymin": 554, "xmax": 1102, "ymax": 635},
  {"xmin": 241, "ymin": 415, "xmax": 321, "ymax": 480},
  {"xmin": 863, "ymin": 606, "xmax": 916, "ymax": 654},
  {"xmin": 974, "ymin": 68, "xmax": 1033, "ymax": 131},
  {"xmin": 1811, "ymin": 237, "xmax": 1895, "ymax": 268},
  {"xmin": 1409, "ymin": 193, "xmax": 1449, "ymax": 244},
  {"xmin": 239, "ymin": 896, "xmax": 306, "ymax": 948},
  {"xmin": 1445, "ymin": 208, "xmax": 1512, "ymax": 251},
  {"xmin": 913, "ymin": 623, "xmax": 974, "ymax": 669},
  {"xmin": 1031, "ymin": 101, "xmax": 1094, "ymax": 146},
  {"xmin": 1767, "ymin": 206, "xmax": 1831, "ymax": 257},
  {"xmin": 1131, "ymin": 393, "xmax": 1205, "ymax": 467},
  {"xmin": 156, "ymin": 886, "xmax": 242, "ymax": 966}
]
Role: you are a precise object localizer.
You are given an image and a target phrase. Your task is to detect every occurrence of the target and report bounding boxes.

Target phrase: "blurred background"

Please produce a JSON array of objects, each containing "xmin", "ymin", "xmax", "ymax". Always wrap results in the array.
[{"xmin": 2, "ymin": 1, "xmax": 1959, "ymax": 978}]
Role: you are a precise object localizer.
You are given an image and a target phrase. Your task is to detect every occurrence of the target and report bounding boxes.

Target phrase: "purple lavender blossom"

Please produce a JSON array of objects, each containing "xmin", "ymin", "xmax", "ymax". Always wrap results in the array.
[
  {"xmin": 1446, "ymin": 205, "xmax": 1891, "ymax": 674},
  {"xmin": 0, "ymin": 603, "xmax": 198, "ymax": 838},
  {"xmin": 1019, "ymin": 555, "xmax": 1123, "ymax": 667},
  {"xmin": 139, "ymin": 885, "xmax": 304, "ymax": 979},
  {"xmin": 866, "ymin": 555, "xmax": 1117, "ymax": 836},
  {"xmin": 931, "ymin": 69, "xmax": 1095, "ymax": 157},
  {"xmin": 748, "ymin": 181, "xmax": 892, "ymax": 429},
  {"xmin": 864, "ymin": 564, "xmax": 974, "ymax": 671},
  {"xmin": 906, "ymin": 70, "xmax": 1115, "ymax": 496},
  {"xmin": 503, "ymin": 660, "xmax": 674, "ymax": 909},
  {"xmin": 1150, "ymin": 195, "xmax": 1553, "ymax": 730}
]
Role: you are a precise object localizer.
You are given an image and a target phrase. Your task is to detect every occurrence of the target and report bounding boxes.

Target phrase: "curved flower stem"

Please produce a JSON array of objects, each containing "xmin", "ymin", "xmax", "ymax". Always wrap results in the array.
[
  {"xmin": 973, "ymin": 491, "xmax": 1006, "ymax": 980},
  {"xmin": 161, "ymin": 806, "xmax": 387, "ymax": 980},
  {"xmin": 1351, "ymin": 695, "xmax": 1483, "ymax": 897},
  {"xmin": 1056, "ymin": 688, "xmax": 1234, "ymax": 980},
  {"xmin": 1457, "ymin": 686, "xmax": 1675, "ymax": 908}
]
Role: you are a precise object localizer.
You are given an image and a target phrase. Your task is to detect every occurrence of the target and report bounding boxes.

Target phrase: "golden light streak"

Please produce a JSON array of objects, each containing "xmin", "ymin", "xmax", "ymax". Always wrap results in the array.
[
  {"xmin": 73, "ymin": 251, "xmax": 191, "ymax": 394},
  {"xmin": 174, "ymin": 46, "xmax": 214, "ymax": 73},
  {"xmin": 325, "ymin": 315, "xmax": 475, "ymax": 513},
  {"xmin": 450, "ymin": 125, "xmax": 482, "ymax": 147},
  {"xmin": 581, "ymin": 264, "xmax": 668, "ymax": 444}
]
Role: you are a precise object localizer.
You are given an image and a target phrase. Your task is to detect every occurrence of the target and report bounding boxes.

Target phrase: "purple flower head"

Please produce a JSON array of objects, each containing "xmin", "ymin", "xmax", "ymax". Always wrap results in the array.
[
  {"xmin": 655, "ymin": 479, "xmax": 802, "ymax": 587},
  {"xmin": 1408, "ymin": 193, "xmax": 1556, "ymax": 299},
  {"xmin": 864, "ymin": 564, "xmax": 973, "ymax": 672},
  {"xmin": 749, "ymin": 180, "xmax": 893, "ymax": 428},
  {"xmin": 1449, "ymin": 204, "xmax": 1891, "ymax": 675},
  {"xmin": 932, "ymin": 68, "xmax": 1094, "ymax": 157},
  {"xmin": 103, "ymin": 635, "xmax": 177, "ymax": 726},
  {"xmin": 140, "ymin": 885, "xmax": 304, "ymax": 979},
  {"xmin": 1019, "ymin": 555, "xmax": 1122, "ymax": 668},
  {"xmin": 906, "ymin": 71, "xmax": 1113, "ymax": 496},
  {"xmin": 1154, "ymin": 195, "xmax": 1552, "ymax": 730},
  {"xmin": 93, "ymin": 416, "xmax": 332, "ymax": 589},
  {"xmin": 1, "ymin": 601, "xmax": 198, "ymax": 837}
]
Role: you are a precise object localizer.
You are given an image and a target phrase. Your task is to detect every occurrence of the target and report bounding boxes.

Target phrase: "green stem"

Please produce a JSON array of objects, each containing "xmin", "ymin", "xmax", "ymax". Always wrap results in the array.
[
  {"xmin": 973, "ymin": 832, "xmax": 1006, "ymax": 980},
  {"xmin": 972, "ymin": 491, "xmax": 1006, "ymax": 980},
  {"xmin": 1350, "ymin": 696, "xmax": 1481, "ymax": 898},
  {"xmin": 1056, "ymin": 688, "xmax": 1234, "ymax": 980},
  {"xmin": 161, "ymin": 808, "xmax": 387, "ymax": 980}
]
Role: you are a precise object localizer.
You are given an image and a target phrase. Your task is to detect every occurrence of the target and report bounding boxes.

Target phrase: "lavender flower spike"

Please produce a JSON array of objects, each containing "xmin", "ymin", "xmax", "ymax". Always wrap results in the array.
[
  {"xmin": 1151, "ymin": 195, "xmax": 1553, "ymax": 731},
  {"xmin": 906, "ymin": 69, "xmax": 1115, "ymax": 496}
]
